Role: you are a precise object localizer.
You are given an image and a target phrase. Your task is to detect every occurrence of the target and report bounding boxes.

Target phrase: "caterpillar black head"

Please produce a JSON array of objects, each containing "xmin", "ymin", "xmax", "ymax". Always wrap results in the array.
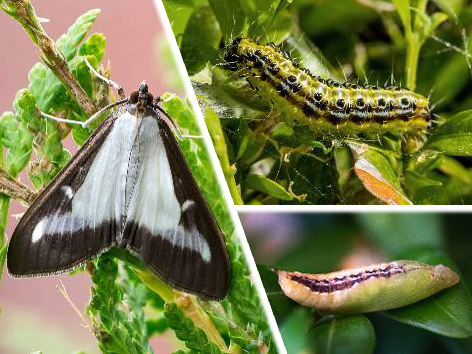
[{"xmin": 223, "ymin": 37, "xmax": 243, "ymax": 71}]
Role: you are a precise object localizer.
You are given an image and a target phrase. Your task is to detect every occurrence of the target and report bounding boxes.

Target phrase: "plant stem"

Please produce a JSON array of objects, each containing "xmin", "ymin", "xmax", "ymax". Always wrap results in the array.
[
  {"xmin": 0, "ymin": 195, "xmax": 11, "ymax": 289},
  {"xmin": 405, "ymin": 34, "xmax": 420, "ymax": 91},
  {"xmin": 0, "ymin": 0, "xmax": 97, "ymax": 115},
  {"xmin": 134, "ymin": 268, "xmax": 229, "ymax": 352},
  {"xmin": 0, "ymin": 167, "xmax": 36, "ymax": 206},
  {"xmin": 205, "ymin": 108, "xmax": 244, "ymax": 205}
]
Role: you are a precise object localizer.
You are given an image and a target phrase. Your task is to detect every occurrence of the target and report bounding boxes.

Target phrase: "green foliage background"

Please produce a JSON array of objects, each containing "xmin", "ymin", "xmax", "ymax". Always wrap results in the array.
[
  {"xmin": 0, "ymin": 4, "xmax": 277, "ymax": 353},
  {"xmin": 242, "ymin": 213, "xmax": 472, "ymax": 354},
  {"xmin": 165, "ymin": 0, "xmax": 472, "ymax": 205}
]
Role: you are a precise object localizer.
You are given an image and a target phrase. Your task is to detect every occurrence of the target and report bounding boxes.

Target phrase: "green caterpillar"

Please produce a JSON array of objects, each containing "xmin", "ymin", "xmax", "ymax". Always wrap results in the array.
[
  {"xmin": 224, "ymin": 38, "xmax": 430, "ymax": 135},
  {"xmin": 276, "ymin": 260, "xmax": 459, "ymax": 315}
]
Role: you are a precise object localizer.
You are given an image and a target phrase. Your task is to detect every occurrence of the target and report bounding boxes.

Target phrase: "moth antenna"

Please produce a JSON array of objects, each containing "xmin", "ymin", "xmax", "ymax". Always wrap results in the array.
[
  {"xmin": 161, "ymin": 93, "xmax": 177, "ymax": 102},
  {"xmin": 41, "ymin": 112, "xmax": 84, "ymax": 126},
  {"xmin": 154, "ymin": 104, "xmax": 204, "ymax": 140},
  {"xmin": 41, "ymin": 98, "xmax": 125, "ymax": 128},
  {"xmin": 84, "ymin": 57, "xmax": 125, "ymax": 99},
  {"xmin": 43, "ymin": 98, "xmax": 128, "ymax": 127},
  {"xmin": 82, "ymin": 99, "xmax": 128, "ymax": 127}
]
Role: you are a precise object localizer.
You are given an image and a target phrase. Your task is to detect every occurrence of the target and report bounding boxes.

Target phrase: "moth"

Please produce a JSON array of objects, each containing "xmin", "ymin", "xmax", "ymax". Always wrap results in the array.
[
  {"xmin": 224, "ymin": 38, "xmax": 430, "ymax": 135},
  {"xmin": 276, "ymin": 260, "xmax": 459, "ymax": 315},
  {"xmin": 7, "ymin": 80, "xmax": 231, "ymax": 300}
]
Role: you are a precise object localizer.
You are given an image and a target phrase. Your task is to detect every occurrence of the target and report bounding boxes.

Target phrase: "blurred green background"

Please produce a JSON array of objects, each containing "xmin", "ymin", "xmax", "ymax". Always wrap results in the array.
[{"xmin": 240, "ymin": 212, "xmax": 472, "ymax": 354}]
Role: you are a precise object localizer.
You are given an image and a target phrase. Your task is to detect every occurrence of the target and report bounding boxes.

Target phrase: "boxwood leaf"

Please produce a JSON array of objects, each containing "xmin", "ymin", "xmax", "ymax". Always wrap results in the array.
[
  {"xmin": 425, "ymin": 110, "xmax": 472, "ymax": 156},
  {"xmin": 243, "ymin": 174, "xmax": 293, "ymax": 201},
  {"xmin": 309, "ymin": 315, "xmax": 375, "ymax": 354}
]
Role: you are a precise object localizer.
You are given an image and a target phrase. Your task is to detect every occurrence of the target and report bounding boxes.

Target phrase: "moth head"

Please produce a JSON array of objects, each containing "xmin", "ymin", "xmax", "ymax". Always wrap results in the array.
[{"xmin": 128, "ymin": 81, "xmax": 155, "ymax": 115}]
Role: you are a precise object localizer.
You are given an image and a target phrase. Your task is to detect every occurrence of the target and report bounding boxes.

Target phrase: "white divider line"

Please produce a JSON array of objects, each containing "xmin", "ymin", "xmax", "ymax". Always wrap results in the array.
[{"xmin": 152, "ymin": 1, "xmax": 287, "ymax": 353}]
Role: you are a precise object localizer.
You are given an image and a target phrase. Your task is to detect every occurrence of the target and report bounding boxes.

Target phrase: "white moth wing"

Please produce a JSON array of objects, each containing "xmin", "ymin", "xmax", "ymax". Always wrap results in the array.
[
  {"xmin": 126, "ymin": 114, "xmax": 230, "ymax": 299},
  {"xmin": 123, "ymin": 115, "xmax": 211, "ymax": 259},
  {"xmin": 7, "ymin": 114, "xmax": 122, "ymax": 275}
]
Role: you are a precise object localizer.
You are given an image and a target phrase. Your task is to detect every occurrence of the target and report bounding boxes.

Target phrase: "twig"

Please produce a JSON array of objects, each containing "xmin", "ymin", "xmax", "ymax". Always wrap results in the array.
[
  {"xmin": 134, "ymin": 267, "xmax": 229, "ymax": 353},
  {"xmin": 57, "ymin": 280, "xmax": 93, "ymax": 332},
  {"xmin": 0, "ymin": 0, "xmax": 97, "ymax": 115},
  {"xmin": 174, "ymin": 293, "xmax": 229, "ymax": 351},
  {"xmin": 0, "ymin": 168, "xmax": 36, "ymax": 206}
]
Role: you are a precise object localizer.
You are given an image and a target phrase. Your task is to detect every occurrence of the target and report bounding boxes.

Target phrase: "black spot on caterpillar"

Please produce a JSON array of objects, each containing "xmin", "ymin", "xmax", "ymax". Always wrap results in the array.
[
  {"xmin": 224, "ymin": 38, "xmax": 431, "ymax": 135},
  {"xmin": 276, "ymin": 260, "xmax": 459, "ymax": 315}
]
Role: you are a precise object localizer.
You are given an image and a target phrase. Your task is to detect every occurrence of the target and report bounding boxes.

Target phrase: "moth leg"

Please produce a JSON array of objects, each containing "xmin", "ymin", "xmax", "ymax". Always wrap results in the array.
[{"xmin": 84, "ymin": 57, "xmax": 125, "ymax": 100}]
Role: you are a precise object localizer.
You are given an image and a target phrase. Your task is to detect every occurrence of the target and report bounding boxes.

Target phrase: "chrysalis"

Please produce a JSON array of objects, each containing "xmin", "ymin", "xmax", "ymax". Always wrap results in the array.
[{"xmin": 276, "ymin": 260, "xmax": 459, "ymax": 315}]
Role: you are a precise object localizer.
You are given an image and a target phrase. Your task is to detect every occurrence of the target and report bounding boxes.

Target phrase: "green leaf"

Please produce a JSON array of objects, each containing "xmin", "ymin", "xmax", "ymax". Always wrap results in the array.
[
  {"xmin": 57, "ymin": 9, "xmax": 101, "ymax": 61},
  {"xmin": 425, "ymin": 110, "xmax": 472, "ymax": 156},
  {"xmin": 243, "ymin": 174, "xmax": 293, "ymax": 201},
  {"xmin": 0, "ymin": 244, "xmax": 8, "ymax": 288},
  {"xmin": 429, "ymin": 12, "xmax": 449, "ymax": 32},
  {"xmin": 72, "ymin": 125, "xmax": 92, "ymax": 146},
  {"xmin": 207, "ymin": 0, "xmax": 245, "ymax": 42},
  {"xmin": 29, "ymin": 9, "xmax": 101, "ymax": 114},
  {"xmin": 78, "ymin": 33, "xmax": 106, "ymax": 62},
  {"xmin": 14, "ymin": 88, "xmax": 42, "ymax": 132},
  {"xmin": 162, "ymin": 0, "xmax": 196, "ymax": 43},
  {"xmin": 88, "ymin": 256, "xmax": 153, "ymax": 354},
  {"xmin": 404, "ymin": 171, "xmax": 444, "ymax": 204},
  {"xmin": 431, "ymin": 0, "xmax": 464, "ymax": 22},
  {"xmin": 427, "ymin": 33, "xmax": 472, "ymax": 109},
  {"xmin": 180, "ymin": 5, "xmax": 220, "ymax": 76},
  {"xmin": 308, "ymin": 315, "xmax": 376, "ymax": 354},
  {"xmin": 146, "ymin": 317, "xmax": 169, "ymax": 336},
  {"xmin": 356, "ymin": 213, "xmax": 444, "ymax": 257},
  {"xmin": 279, "ymin": 308, "xmax": 312, "ymax": 353},
  {"xmin": 43, "ymin": 131, "xmax": 63, "ymax": 162},
  {"xmin": 384, "ymin": 248, "xmax": 472, "ymax": 338},
  {"xmin": 0, "ymin": 112, "xmax": 33, "ymax": 177},
  {"xmin": 236, "ymin": 124, "xmax": 267, "ymax": 164}
]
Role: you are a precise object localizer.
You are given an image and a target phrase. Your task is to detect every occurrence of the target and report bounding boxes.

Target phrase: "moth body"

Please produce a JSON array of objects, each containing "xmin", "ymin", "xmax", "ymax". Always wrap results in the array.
[
  {"xmin": 7, "ymin": 83, "xmax": 231, "ymax": 300},
  {"xmin": 277, "ymin": 260, "xmax": 459, "ymax": 315}
]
